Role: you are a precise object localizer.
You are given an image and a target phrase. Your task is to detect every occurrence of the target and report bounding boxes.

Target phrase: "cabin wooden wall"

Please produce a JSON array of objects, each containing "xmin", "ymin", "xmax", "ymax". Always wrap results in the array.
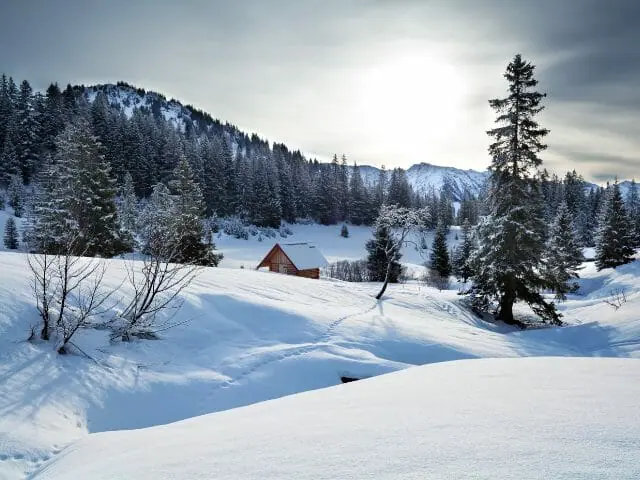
[
  {"xmin": 296, "ymin": 268, "xmax": 320, "ymax": 279},
  {"xmin": 265, "ymin": 248, "xmax": 298, "ymax": 274}
]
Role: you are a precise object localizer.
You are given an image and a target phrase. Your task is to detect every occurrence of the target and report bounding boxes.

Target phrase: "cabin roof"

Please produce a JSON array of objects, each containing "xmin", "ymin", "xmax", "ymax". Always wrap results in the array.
[
  {"xmin": 258, "ymin": 242, "xmax": 328, "ymax": 270},
  {"xmin": 279, "ymin": 242, "xmax": 328, "ymax": 270}
]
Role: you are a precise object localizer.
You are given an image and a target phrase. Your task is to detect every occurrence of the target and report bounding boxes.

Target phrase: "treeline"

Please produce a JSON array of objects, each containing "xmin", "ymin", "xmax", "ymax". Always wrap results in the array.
[{"xmin": 0, "ymin": 75, "xmax": 474, "ymax": 235}]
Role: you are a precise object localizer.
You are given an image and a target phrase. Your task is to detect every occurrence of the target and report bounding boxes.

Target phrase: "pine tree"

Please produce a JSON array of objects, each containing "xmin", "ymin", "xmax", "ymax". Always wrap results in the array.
[
  {"xmin": 453, "ymin": 219, "xmax": 474, "ymax": 282},
  {"xmin": 118, "ymin": 171, "xmax": 138, "ymax": 234},
  {"xmin": 32, "ymin": 120, "xmax": 131, "ymax": 256},
  {"xmin": 595, "ymin": 181, "xmax": 635, "ymax": 270},
  {"xmin": 170, "ymin": 157, "xmax": 222, "ymax": 266},
  {"xmin": 0, "ymin": 133, "xmax": 19, "ymax": 187},
  {"xmin": 3, "ymin": 216, "xmax": 19, "ymax": 249},
  {"xmin": 626, "ymin": 179, "xmax": 640, "ymax": 247},
  {"xmin": 546, "ymin": 202, "xmax": 584, "ymax": 299},
  {"xmin": 140, "ymin": 182, "xmax": 174, "ymax": 255},
  {"xmin": 471, "ymin": 54, "xmax": 559, "ymax": 325},
  {"xmin": 429, "ymin": 222, "xmax": 451, "ymax": 277},
  {"xmin": 349, "ymin": 162, "xmax": 368, "ymax": 225},
  {"xmin": 366, "ymin": 226, "xmax": 402, "ymax": 283},
  {"xmin": 14, "ymin": 79, "xmax": 38, "ymax": 183},
  {"xmin": 387, "ymin": 168, "xmax": 412, "ymax": 207},
  {"xmin": 8, "ymin": 175, "xmax": 23, "ymax": 217}
]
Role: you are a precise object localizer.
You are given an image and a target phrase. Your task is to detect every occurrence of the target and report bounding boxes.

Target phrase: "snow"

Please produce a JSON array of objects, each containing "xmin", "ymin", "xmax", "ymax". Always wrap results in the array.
[
  {"xmin": 276, "ymin": 242, "xmax": 328, "ymax": 270},
  {"xmin": 31, "ymin": 358, "xmax": 640, "ymax": 480},
  {"xmin": 358, "ymin": 162, "xmax": 489, "ymax": 200},
  {"xmin": 216, "ymin": 222, "xmax": 461, "ymax": 273},
  {"xmin": 1, "ymin": 218, "xmax": 640, "ymax": 478}
]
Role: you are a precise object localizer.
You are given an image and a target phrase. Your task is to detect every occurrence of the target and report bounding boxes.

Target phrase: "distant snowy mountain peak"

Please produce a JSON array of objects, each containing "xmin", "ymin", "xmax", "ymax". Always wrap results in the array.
[
  {"xmin": 84, "ymin": 83, "xmax": 491, "ymax": 200},
  {"xmin": 82, "ymin": 83, "xmax": 196, "ymax": 132},
  {"xmin": 358, "ymin": 162, "xmax": 488, "ymax": 200}
]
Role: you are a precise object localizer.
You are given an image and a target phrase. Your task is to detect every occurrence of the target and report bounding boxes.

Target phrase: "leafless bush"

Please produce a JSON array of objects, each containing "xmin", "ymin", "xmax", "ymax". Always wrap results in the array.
[
  {"xmin": 604, "ymin": 288, "xmax": 627, "ymax": 311},
  {"xmin": 323, "ymin": 259, "xmax": 370, "ymax": 282},
  {"xmin": 422, "ymin": 268, "xmax": 450, "ymax": 291},
  {"xmin": 115, "ymin": 241, "xmax": 201, "ymax": 341},
  {"xmin": 28, "ymin": 236, "xmax": 115, "ymax": 353}
]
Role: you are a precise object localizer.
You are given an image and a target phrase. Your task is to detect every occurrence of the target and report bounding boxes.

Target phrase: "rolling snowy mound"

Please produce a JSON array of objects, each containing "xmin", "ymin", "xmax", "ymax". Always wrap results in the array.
[
  {"xmin": 1, "ymin": 221, "xmax": 640, "ymax": 479},
  {"xmin": 32, "ymin": 357, "xmax": 640, "ymax": 480}
]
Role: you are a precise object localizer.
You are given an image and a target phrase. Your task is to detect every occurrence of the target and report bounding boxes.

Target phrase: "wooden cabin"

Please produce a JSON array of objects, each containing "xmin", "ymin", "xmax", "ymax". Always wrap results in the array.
[{"xmin": 256, "ymin": 242, "xmax": 328, "ymax": 279}]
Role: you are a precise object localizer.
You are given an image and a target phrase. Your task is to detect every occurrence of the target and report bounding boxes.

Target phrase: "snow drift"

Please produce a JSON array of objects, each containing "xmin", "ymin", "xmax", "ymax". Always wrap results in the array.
[{"xmin": 33, "ymin": 357, "xmax": 640, "ymax": 480}]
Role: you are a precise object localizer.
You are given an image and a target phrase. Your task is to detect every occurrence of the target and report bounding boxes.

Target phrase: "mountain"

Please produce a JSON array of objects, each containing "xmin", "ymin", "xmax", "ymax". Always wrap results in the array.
[
  {"xmin": 82, "ymin": 83, "xmax": 634, "ymax": 203},
  {"xmin": 359, "ymin": 163, "xmax": 488, "ymax": 200},
  {"xmin": 83, "ymin": 83, "xmax": 489, "ymax": 200}
]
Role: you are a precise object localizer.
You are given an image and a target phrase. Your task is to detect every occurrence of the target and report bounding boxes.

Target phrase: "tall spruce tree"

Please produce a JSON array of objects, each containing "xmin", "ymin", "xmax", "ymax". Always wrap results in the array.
[
  {"xmin": 33, "ymin": 119, "xmax": 130, "ymax": 256},
  {"xmin": 429, "ymin": 222, "xmax": 452, "ymax": 278},
  {"xmin": 595, "ymin": 181, "xmax": 635, "ymax": 270},
  {"xmin": 170, "ymin": 157, "xmax": 221, "ymax": 266},
  {"xmin": 366, "ymin": 226, "xmax": 402, "ymax": 283},
  {"xmin": 626, "ymin": 179, "xmax": 640, "ymax": 247},
  {"xmin": 452, "ymin": 219, "xmax": 474, "ymax": 282},
  {"xmin": 3, "ymin": 216, "xmax": 19, "ymax": 249},
  {"xmin": 545, "ymin": 202, "xmax": 584, "ymax": 300},
  {"xmin": 471, "ymin": 54, "xmax": 560, "ymax": 325}
]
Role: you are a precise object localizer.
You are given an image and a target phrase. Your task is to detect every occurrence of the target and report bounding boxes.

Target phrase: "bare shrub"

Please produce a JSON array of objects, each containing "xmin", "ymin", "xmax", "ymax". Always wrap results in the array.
[
  {"xmin": 323, "ymin": 259, "xmax": 370, "ymax": 282},
  {"xmin": 604, "ymin": 288, "xmax": 627, "ymax": 311}
]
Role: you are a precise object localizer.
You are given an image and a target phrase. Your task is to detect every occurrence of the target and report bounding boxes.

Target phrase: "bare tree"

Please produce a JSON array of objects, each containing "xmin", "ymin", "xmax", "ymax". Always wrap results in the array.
[
  {"xmin": 116, "ymin": 236, "xmax": 202, "ymax": 341},
  {"xmin": 27, "ymin": 250, "xmax": 58, "ymax": 341},
  {"xmin": 374, "ymin": 205, "xmax": 429, "ymax": 300},
  {"xmin": 27, "ymin": 235, "xmax": 115, "ymax": 353}
]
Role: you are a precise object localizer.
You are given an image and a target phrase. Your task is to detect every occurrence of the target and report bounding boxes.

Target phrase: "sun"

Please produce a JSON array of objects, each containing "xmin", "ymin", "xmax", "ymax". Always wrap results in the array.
[{"xmin": 354, "ymin": 52, "xmax": 467, "ymax": 163}]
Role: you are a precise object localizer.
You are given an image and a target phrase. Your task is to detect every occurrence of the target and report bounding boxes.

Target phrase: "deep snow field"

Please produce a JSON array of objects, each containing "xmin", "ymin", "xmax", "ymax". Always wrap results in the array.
[{"xmin": 1, "ymin": 211, "xmax": 640, "ymax": 479}]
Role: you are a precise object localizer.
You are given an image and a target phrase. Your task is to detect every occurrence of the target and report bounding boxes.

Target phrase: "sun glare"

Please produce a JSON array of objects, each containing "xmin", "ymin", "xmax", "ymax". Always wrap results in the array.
[{"xmin": 355, "ymin": 52, "xmax": 467, "ymax": 162}]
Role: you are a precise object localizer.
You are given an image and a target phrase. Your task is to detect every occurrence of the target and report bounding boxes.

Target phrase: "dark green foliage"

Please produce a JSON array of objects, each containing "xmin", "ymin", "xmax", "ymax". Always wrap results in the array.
[
  {"xmin": 595, "ymin": 181, "xmax": 635, "ymax": 270},
  {"xmin": 366, "ymin": 226, "xmax": 402, "ymax": 283},
  {"xmin": 471, "ymin": 54, "xmax": 560, "ymax": 325},
  {"xmin": 453, "ymin": 219, "xmax": 475, "ymax": 282},
  {"xmin": 3, "ymin": 216, "xmax": 19, "ymax": 249},
  {"xmin": 170, "ymin": 158, "xmax": 222, "ymax": 266},
  {"xmin": 430, "ymin": 223, "xmax": 451, "ymax": 278},
  {"xmin": 546, "ymin": 202, "xmax": 584, "ymax": 299},
  {"xmin": 30, "ymin": 120, "xmax": 131, "ymax": 257}
]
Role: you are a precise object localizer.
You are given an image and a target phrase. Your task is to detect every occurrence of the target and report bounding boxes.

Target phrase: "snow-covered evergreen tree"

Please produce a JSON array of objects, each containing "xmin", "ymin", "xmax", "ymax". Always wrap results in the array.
[
  {"xmin": 349, "ymin": 162, "xmax": 368, "ymax": 225},
  {"xmin": 7, "ymin": 175, "xmax": 23, "ymax": 217},
  {"xmin": 452, "ymin": 219, "xmax": 474, "ymax": 282},
  {"xmin": 31, "ymin": 119, "xmax": 131, "ymax": 256},
  {"xmin": 170, "ymin": 157, "xmax": 222, "ymax": 266},
  {"xmin": 471, "ymin": 54, "xmax": 560, "ymax": 325},
  {"xmin": 545, "ymin": 202, "xmax": 584, "ymax": 299},
  {"xmin": 595, "ymin": 181, "xmax": 635, "ymax": 270},
  {"xmin": 429, "ymin": 222, "xmax": 451, "ymax": 278},
  {"xmin": 626, "ymin": 179, "xmax": 640, "ymax": 247},
  {"xmin": 366, "ymin": 226, "xmax": 402, "ymax": 283},
  {"xmin": 118, "ymin": 171, "xmax": 138, "ymax": 234},
  {"xmin": 3, "ymin": 216, "xmax": 19, "ymax": 249}
]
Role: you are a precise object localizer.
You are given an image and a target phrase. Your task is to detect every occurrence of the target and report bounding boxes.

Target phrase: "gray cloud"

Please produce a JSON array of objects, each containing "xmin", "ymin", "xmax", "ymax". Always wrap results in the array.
[{"xmin": 0, "ymin": 0, "xmax": 638, "ymax": 182}]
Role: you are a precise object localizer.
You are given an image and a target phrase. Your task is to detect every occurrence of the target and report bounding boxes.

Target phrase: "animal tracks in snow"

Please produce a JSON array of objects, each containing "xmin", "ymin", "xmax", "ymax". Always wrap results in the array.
[{"xmin": 215, "ymin": 301, "xmax": 378, "ymax": 390}]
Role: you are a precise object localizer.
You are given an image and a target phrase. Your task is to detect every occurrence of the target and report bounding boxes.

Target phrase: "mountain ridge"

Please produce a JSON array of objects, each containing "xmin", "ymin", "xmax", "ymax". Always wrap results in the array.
[{"xmin": 81, "ymin": 82, "xmax": 632, "ymax": 200}]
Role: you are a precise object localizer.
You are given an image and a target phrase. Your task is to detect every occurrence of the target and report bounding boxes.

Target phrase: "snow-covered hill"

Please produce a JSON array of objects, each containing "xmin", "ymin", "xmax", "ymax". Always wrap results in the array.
[
  {"xmin": 1, "ymin": 227, "xmax": 640, "ymax": 478},
  {"xmin": 359, "ymin": 163, "xmax": 489, "ymax": 200},
  {"xmin": 32, "ymin": 357, "xmax": 640, "ymax": 480}
]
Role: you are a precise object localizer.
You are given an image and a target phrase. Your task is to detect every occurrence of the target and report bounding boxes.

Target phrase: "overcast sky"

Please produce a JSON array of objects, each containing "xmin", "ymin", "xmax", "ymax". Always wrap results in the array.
[{"xmin": 1, "ymin": 0, "xmax": 638, "ymax": 182}]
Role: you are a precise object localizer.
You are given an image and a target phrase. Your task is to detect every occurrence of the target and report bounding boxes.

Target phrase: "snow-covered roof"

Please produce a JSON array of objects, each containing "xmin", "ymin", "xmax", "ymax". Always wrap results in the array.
[{"xmin": 279, "ymin": 242, "xmax": 328, "ymax": 270}]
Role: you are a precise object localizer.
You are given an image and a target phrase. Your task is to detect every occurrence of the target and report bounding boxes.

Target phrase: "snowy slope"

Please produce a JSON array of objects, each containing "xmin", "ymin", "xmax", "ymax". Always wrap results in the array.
[
  {"xmin": 2, "ymin": 233, "xmax": 640, "ymax": 478},
  {"xmin": 32, "ymin": 358, "xmax": 640, "ymax": 480},
  {"xmin": 359, "ymin": 162, "xmax": 489, "ymax": 200},
  {"xmin": 84, "ymin": 83, "xmax": 190, "ymax": 131}
]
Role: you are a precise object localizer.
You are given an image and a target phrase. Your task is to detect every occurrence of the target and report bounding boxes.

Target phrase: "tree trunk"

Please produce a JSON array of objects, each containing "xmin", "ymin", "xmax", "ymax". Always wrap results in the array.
[
  {"xmin": 375, "ymin": 260, "xmax": 393, "ymax": 300},
  {"xmin": 498, "ymin": 292, "xmax": 516, "ymax": 325},
  {"xmin": 40, "ymin": 319, "xmax": 50, "ymax": 341}
]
